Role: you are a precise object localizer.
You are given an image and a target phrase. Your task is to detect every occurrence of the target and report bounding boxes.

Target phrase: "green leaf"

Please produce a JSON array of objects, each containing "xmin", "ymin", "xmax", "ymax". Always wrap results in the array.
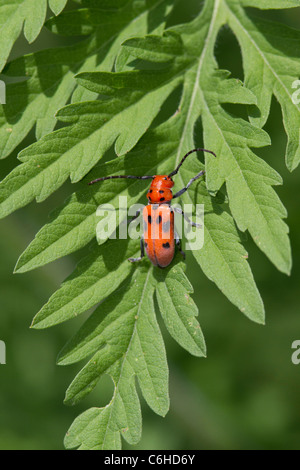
[
  {"xmin": 0, "ymin": 0, "xmax": 68, "ymax": 73},
  {"xmin": 225, "ymin": 3, "xmax": 300, "ymax": 171},
  {"xmin": 0, "ymin": 0, "xmax": 172, "ymax": 158},
  {"xmin": 65, "ymin": 407, "xmax": 122, "ymax": 450},
  {"xmin": 31, "ymin": 239, "xmax": 139, "ymax": 329},
  {"xmin": 49, "ymin": 0, "xmax": 68, "ymax": 16},
  {"xmin": 63, "ymin": 265, "xmax": 169, "ymax": 449},
  {"xmin": 200, "ymin": 70, "xmax": 291, "ymax": 274},
  {"xmin": 1, "ymin": 1, "xmax": 292, "ymax": 274},
  {"xmin": 241, "ymin": 0, "xmax": 300, "ymax": 8},
  {"xmin": 0, "ymin": 81, "xmax": 177, "ymax": 217},
  {"xmin": 121, "ymin": 1, "xmax": 291, "ymax": 274},
  {"xmin": 155, "ymin": 262, "xmax": 206, "ymax": 357}
]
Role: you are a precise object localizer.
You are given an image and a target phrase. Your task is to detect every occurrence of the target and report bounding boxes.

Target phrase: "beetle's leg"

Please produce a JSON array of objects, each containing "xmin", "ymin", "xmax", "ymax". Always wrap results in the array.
[
  {"xmin": 172, "ymin": 170, "xmax": 205, "ymax": 199},
  {"xmin": 128, "ymin": 236, "xmax": 145, "ymax": 263},
  {"xmin": 173, "ymin": 206, "xmax": 202, "ymax": 228},
  {"xmin": 175, "ymin": 231, "xmax": 185, "ymax": 259}
]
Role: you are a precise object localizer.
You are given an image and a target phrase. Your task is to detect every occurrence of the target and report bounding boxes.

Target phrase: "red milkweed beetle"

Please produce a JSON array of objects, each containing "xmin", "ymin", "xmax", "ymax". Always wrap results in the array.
[{"xmin": 89, "ymin": 148, "xmax": 216, "ymax": 268}]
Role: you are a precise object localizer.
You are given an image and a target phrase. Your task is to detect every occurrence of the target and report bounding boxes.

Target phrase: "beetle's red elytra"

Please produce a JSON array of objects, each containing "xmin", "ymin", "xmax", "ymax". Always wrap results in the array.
[
  {"xmin": 88, "ymin": 148, "xmax": 216, "ymax": 268},
  {"xmin": 142, "ymin": 203, "xmax": 175, "ymax": 268}
]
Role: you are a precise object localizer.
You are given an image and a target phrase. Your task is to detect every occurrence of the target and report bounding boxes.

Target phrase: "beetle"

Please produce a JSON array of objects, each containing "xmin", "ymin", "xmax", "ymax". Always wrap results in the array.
[{"xmin": 89, "ymin": 148, "xmax": 216, "ymax": 268}]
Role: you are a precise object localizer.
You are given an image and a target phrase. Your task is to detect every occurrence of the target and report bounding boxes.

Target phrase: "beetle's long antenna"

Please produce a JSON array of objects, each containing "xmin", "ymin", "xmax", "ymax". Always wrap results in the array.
[
  {"xmin": 168, "ymin": 148, "xmax": 216, "ymax": 178},
  {"xmin": 88, "ymin": 174, "xmax": 154, "ymax": 185}
]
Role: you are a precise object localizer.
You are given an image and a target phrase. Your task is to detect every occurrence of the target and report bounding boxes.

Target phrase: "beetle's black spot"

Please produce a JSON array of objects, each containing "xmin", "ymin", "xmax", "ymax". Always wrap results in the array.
[
  {"xmin": 159, "ymin": 190, "xmax": 164, "ymax": 194},
  {"xmin": 149, "ymin": 189, "xmax": 153, "ymax": 193},
  {"xmin": 162, "ymin": 242, "xmax": 170, "ymax": 249},
  {"xmin": 144, "ymin": 242, "xmax": 148, "ymax": 248},
  {"xmin": 148, "ymin": 215, "xmax": 152, "ymax": 223},
  {"xmin": 156, "ymin": 215, "xmax": 162, "ymax": 224},
  {"xmin": 164, "ymin": 177, "xmax": 167, "ymax": 180},
  {"xmin": 148, "ymin": 197, "xmax": 152, "ymax": 202},
  {"xmin": 160, "ymin": 197, "xmax": 165, "ymax": 202},
  {"xmin": 162, "ymin": 221, "xmax": 170, "ymax": 232}
]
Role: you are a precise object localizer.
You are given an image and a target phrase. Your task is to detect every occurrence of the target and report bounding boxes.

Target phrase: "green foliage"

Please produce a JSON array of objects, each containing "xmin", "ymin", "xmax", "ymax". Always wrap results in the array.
[
  {"xmin": 0, "ymin": 0, "xmax": 299, "ymax": 450},
  {"xmin": 0, "ymin": 0, "xmax": 67, "ymax": 72},
  {"xmin": 0, "ymin": 0, "xmax": 171, "ymax": 158}
]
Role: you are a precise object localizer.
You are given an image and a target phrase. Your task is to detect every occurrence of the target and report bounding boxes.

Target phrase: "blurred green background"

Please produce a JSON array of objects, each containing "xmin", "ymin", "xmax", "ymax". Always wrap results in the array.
[{"xmin": 0, "ymin": 1, "xmax": 300, "ymax": 450}]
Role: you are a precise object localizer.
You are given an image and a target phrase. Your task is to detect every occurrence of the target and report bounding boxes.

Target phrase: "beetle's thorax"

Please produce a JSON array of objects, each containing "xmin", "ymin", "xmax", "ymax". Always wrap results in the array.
[{"xmin": 147, "ymin": 175, "xmax": 174, "ymax": 204}]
